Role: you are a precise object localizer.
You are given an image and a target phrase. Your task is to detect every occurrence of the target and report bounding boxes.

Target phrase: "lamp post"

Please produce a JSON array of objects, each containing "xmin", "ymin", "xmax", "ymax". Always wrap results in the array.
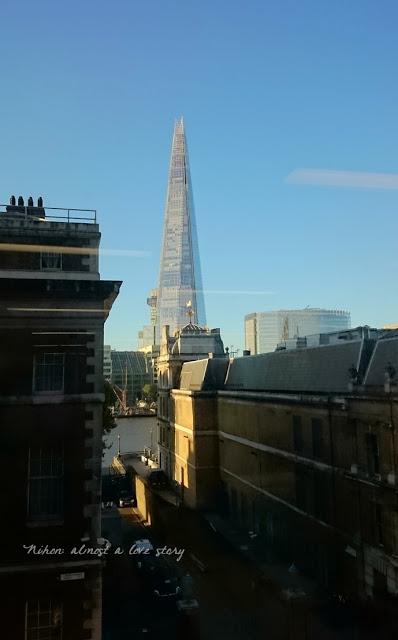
[{"xmin": 117, "ymin": 434, "xmax": 121, "ymax": 457}]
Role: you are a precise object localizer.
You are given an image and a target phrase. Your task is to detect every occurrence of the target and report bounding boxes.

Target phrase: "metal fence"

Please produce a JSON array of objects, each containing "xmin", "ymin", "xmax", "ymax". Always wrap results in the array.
[{"xmin": 0, "ymin": 203, "xmax": 97, "ymax": 224}]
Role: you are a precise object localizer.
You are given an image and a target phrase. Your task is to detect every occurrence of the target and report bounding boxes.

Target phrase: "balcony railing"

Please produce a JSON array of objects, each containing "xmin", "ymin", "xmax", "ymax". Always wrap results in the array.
[{"xmin": 0, "ymin": 204, "xmax": 97, "ymax": 224}]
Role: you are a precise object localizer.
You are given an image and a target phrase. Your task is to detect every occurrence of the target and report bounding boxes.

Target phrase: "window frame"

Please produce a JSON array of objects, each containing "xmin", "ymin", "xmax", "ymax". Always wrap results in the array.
[
  {"xmin": 292, "ymin": 415, "xmax": 304, "ymax": 453},
  {"xmin": 40, "ymin": 251, "xmax": 63, "ymax": 271},
  {"xmin": 33, "ymin": 352, "xmax": 65, "ymax": 395},
  {"xmin": 25, "ymin": 599, "xmax": 63, "ymax": 640},
  {"xmin": 27, "ymin": 445, "xmax": 64, "ymax": 524},
  {"xmin": 311, "ymin": 417, "xmax": 324, "ymax": 460}
]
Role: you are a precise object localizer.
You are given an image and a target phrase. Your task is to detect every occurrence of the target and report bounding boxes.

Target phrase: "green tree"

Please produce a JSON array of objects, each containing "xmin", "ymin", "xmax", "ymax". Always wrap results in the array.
[
  {"xmin": 103, "ymin": 380, "xmax": 116, "ymax": 455},
  {"xmin": 142, "ymin": 383, "xmax": 158, "ymax": 402}
]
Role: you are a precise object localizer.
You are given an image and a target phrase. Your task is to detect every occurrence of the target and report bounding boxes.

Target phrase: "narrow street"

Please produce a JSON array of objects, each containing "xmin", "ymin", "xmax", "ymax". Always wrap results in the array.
[
  {"xmin": 102, "ymin": 500, "xmax": 262, "ymax": 640},
  {"xmin": 102, "ymin": 507, "xmax": 180, "ymax": 639},
  {"xmin": 146, "ymin": 499, "xmax": 262, "ymax": 640}
]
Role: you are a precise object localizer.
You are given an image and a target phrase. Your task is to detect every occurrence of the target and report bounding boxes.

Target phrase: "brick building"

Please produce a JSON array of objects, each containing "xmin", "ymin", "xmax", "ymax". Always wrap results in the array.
[{"xmin": 0, "ymin": 198, "xmax": 121, "ymax": 640}]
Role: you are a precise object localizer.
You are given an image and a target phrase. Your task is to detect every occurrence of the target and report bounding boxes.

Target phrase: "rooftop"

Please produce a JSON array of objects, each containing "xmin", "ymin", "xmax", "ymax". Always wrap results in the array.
[
  {"xmin": 0, "ymin": 197, "xmax": 97, "ymax": 225},
  {"xmin": 179, "ymin": 327, "xmax": 398, "ymax": 395}
]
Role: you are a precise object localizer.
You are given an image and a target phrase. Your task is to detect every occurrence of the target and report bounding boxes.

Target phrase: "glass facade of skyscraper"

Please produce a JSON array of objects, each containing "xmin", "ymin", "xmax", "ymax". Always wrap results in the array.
[
  {"xmin": 157, "ymin": 118, "xmax": 206, "ymax": 336},
  {"xmin": 245, "ymin": 308, "xmax": 351, "ymax": 354}
]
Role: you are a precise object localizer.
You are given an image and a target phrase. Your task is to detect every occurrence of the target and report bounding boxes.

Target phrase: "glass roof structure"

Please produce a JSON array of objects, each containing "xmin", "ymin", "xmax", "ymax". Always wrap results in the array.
[{"xmin": 157, "ymin": 117, "xmax": 206, "ymax": 336}]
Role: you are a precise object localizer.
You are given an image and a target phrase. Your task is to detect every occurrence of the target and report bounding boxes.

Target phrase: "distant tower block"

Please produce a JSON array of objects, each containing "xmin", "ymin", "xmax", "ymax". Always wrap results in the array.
[{"xmin": 157, "ymin": 118, "xmax": 206, "ymax": 336}]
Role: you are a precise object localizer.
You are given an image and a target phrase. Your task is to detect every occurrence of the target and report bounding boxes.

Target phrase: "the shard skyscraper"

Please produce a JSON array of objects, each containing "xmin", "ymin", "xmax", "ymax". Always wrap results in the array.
[{"xmin": 157, "ymin": 117, "xmax": 206, "ymax": 336}]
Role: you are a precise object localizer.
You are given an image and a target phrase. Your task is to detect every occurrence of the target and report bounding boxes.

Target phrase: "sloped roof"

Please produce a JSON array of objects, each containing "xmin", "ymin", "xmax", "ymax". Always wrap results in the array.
[
  {"xmin": 364, "ymin": 336, "xmax": 398, "ymax": 386},
  {"xmin": 225, "ymin": 341, "xmax": 364, "ymax": 394},
  {"xmin": 180, "ymin": 358, "xmax": 229, "ymax": 391}
]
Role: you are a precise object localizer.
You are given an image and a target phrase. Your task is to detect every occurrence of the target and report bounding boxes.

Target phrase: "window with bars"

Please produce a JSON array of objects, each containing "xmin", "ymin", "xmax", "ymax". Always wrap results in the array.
[
  {"xmin": 40, "ymin": 252, "xmax": 62, "ymax": 271},
  {"xmin": 34, "ymin": 353, "xmax": 64, "ymax": 393},
  {"xmin": 25, "ymin": 600, "xmax": 63, "ymax": 640},
  {"xmin": 27, "ymin": 446, "xmax": 64, "ymax": 521}
]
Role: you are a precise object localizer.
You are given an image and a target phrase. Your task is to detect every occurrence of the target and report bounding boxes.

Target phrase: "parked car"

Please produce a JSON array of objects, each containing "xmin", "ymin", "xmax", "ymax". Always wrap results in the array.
[
  {"xmin": 118, "ymin": 490, "xmax": 136, "ymax": 508},
  {"xmin": 137, "ymin": 554, "xmax": 182, "ymax": 599},
  {"xmin": 134, "ymin": 539, "xmax": 154, "ymax": 553},
  {"xmin": 147, "ymin": 470, "xmax": 168, "ymax": 488},
  {"xmin": 152, "ymin": 565, "xmax": 182, "ymax": 599}
]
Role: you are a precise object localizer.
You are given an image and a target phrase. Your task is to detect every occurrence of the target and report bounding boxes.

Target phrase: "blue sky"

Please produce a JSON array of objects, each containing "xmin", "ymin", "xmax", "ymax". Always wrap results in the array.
[{"xmin": 1, "ymin": 1, "xmax": 397, "ymax": 350}]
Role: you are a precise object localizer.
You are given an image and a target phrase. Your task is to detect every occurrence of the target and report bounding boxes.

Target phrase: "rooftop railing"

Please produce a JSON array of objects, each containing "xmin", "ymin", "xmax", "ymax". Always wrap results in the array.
[{"xmin": 0, "ymin": 204, "xmax": 97, "ymax": 224}]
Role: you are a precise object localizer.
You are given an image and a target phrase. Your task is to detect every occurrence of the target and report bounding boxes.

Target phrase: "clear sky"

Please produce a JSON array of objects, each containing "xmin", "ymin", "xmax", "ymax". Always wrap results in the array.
[{"xmin": 1, "ymin": 1, "xmax": 397, "ymax": 351}]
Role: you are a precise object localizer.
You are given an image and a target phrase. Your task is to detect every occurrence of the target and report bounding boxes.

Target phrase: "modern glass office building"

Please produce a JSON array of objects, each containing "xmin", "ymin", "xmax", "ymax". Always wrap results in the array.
[
  {"xmin": 245, "ymin": 308, "xmax": 351, "ymax": 354},
  {"xmin": 157, "ymin": 117, "xmax": 206, "ymax": 336}
]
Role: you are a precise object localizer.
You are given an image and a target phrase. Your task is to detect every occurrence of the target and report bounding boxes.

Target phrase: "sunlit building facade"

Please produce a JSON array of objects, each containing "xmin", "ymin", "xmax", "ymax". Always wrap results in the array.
[{"xmin": 157, "ymin": 117, "xmax": 206, "ymax": 336}]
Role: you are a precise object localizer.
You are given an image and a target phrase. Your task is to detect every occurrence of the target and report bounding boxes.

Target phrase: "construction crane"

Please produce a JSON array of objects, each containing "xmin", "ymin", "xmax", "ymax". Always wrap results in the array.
[{"xmin": 111, "ymin": 363, "xmax": 129, "ymax": 415}]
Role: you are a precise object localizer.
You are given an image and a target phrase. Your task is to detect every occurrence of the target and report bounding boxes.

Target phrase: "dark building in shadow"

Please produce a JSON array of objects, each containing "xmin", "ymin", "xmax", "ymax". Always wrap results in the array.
[{"xmin": 0, "ymin": 198, "xmax": 121, "ymax": 640}]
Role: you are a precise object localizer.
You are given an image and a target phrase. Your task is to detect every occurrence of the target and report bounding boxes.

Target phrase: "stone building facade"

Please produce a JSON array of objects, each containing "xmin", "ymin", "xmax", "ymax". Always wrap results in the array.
[
  {"xmin": 157, "ymin": 322, "xmax": 226, "ymax": 503},
  {"xmin": 159, "ymin": 325, "xmax": 398, "ymax": 611},
  {"xmin": 0, "ymin": 199, "xmax": 120, "ymax": 640}
]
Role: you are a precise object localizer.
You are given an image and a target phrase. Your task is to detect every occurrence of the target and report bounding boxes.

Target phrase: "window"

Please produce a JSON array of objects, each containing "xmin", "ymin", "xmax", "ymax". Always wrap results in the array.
[
  {"xmin": 375, "ymin": 502, "xmax": 384, "ymax": 546},
  {"xmin": 366, "ymin": 433, "xmax": 380, "ymax": 476},
  {"xmin": 28, "ymin": 445, "xmax": 64, "ymax": 522},
  {"xmin": 34, "ymin": 353, "xmax": 64, "ymax": 393},
  {"xmin": 25, "ymin": 600, "xmax": 63, "ymax": 640},
  {"xmin": 292, "ymin": 415, "xmax": 303, "ymax": 453},
  {"xmin": 229, "ymin": 486, "xmax": 238, "ymax": 519},
  {"xmin": 312, "ymin": 418, "xmax": 323, "ymax": 459},
  {"xmin": 295, "ymin": 466, "xmax": 310, "ymax": 513},
  {"xmin": 313, "ymin": 471, "xmax": 329, "ymax": 522},
  {"xmin": 40, "ymin": 251, "xmax": 62, "ymax": 271}
]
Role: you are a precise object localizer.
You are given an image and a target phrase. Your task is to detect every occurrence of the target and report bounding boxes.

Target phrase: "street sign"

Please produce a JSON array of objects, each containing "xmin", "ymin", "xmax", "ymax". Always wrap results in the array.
[{"xmin": 59, "ymin": 572, "xmax": 85, "ymax": 581}]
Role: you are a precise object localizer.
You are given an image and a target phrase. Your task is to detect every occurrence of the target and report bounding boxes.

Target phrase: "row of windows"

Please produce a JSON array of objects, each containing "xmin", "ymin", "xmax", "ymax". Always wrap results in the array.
[
  {"xmin": 228, "ymin": 472, "xmax": 390, "ymax": 552},
  {"xmin": 16, "ymin": 250, "xmax": 90, "ymax": 272},
  {"xmin": 292, "ymin": 416, "xmax": 382, "ymax": 477}
]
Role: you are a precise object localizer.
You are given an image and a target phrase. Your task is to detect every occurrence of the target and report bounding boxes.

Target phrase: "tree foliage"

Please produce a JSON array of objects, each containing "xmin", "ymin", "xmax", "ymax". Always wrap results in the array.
[
  {"xmin": 142, "ymin": 383, "xmax": 158, "ymax": 401},
  {"xmin": 103, "ymin": 379, "xmax": 116, "ymax": 434}
]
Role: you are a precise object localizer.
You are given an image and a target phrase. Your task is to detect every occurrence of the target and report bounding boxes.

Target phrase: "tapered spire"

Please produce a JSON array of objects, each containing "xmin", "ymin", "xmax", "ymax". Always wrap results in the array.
[{"xmin": 157, "ymin": 118, "xmax": 206, "ymax": 336}]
